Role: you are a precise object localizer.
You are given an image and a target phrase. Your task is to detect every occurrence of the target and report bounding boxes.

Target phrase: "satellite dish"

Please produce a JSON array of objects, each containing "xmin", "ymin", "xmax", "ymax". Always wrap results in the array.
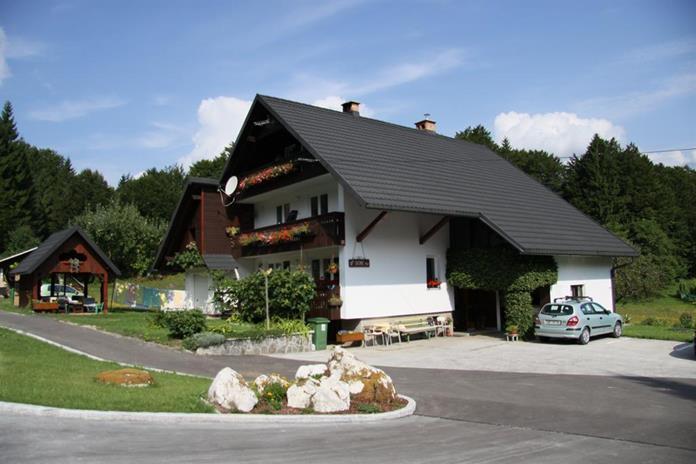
[{"xmin": 224, "ymin": 176, "xmax": 238, "ymax": 196}]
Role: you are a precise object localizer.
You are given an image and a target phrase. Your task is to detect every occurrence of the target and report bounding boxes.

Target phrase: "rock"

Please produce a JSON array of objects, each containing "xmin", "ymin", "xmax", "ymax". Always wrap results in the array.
[
  {"xmin": 327, "ymin": 346, "xmax": 397, "ymax": 403},
  {"xmin": 207, "ymin": 367, "xmax": 258, "ymax": 413},
  {"xmin": 294, "ymin": 363, "xmax": 327, "ymax": 380},
  {"xmin": 311, "ymin": 372, "xmax": 351, "ymax": 413},
  {"xmin": 254, "ymin": 373, "xmax": 289, "ymax": 394},
  {"xmin": 95, "ymin": 368, "xmax": 153, "ymax": 387},
  {"xmin": 286, "ymin": 378, "xmax": 319, "ymax": 409}
]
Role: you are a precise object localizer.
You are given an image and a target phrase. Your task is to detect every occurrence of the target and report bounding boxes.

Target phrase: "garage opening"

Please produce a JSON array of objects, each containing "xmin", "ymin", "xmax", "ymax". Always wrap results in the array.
[{"xmin": 454, "ymin": 288, "xmax": 500, "ymax": 332}]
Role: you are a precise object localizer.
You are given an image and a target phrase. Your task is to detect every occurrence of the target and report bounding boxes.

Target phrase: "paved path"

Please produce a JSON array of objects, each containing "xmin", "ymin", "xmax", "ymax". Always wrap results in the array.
[
  {"xmin": 271, "ymin": 333, "xmax": 696, "ymax": 378},
  {"xmin": 1, "ymin": 310, "xmax": 695, "ymax": 462}
]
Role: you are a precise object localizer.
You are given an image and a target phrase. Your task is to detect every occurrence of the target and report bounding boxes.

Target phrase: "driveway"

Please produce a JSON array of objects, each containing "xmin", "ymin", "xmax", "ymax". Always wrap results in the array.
[
  {"xmin": 271, "ymin": 333, "xmax": 696, "ymax": 378},
  {"xmin": 1, "ymin": 310, "xmax": 695, "ymax": 462}
]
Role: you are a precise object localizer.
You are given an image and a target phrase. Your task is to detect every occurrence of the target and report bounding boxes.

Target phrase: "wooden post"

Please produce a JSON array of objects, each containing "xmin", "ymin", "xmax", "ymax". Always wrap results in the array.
[
  {"xmin": 103, "ymin": 273, "xmax": 109, "ymax": 313},
  {"xmin": 356, "ymin": 211, "xmax": 387, "ymax": 243},
  {"xmin": 419, "ymin": 216, "xmax": 450, "ymax": 244}
]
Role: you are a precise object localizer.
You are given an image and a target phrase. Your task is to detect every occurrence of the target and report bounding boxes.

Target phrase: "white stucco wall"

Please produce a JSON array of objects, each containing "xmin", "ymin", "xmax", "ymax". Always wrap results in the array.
[
  {"xmin": 339, "ymin": 191, "xmax": 454, "ymax": 320},
  {"xmin": 549, "ymin": 256, "xmax": 615, "ymax": 311}
]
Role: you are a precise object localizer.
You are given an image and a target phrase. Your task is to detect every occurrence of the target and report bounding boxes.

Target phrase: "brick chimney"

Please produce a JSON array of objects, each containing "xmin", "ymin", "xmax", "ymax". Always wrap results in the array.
[
  {"xmin": 415, "ymin": 114, "xmax": 436, "ymax": 133},
  {"xmin": 341, "ymin": 101, "xmax": 360, "ymax": 116}
]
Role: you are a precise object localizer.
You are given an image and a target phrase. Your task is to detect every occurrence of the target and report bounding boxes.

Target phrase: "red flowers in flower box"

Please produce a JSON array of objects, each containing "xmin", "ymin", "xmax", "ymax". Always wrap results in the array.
[
  {"xmin": 238, "ymin": 223, "xmax": 312, "ymax": 247},
  {"xmin": 427, "ymin": 279, "xmax": 442, "ymax": 289},
  {"xmin": 238, "ymin": 161, "xmax": 296, "ymax": 191}
]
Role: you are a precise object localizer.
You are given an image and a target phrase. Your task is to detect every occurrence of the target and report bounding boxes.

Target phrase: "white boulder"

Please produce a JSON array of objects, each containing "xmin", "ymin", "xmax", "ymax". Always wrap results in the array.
[
  {"xmin": 294, "ymin": 363, "xmax": 327, "ymax": 380},
  {"xmin": 311, "ymin": 372, "xmax": 351, "ymax": 413},
  {"xmin": 327, "ymin": 346, "xmax": 397, "ymax": 403},
  {"xmin": 207, "ymin": 367, "xmax": 258, "ymax": 413},
  {"xmin": 286, "ymin": 378, "xmax": 319, "ymax": 409}
]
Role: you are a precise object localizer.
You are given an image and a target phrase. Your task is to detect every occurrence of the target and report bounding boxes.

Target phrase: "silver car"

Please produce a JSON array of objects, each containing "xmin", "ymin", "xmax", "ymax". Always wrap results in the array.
[{"xmin": 534, "ymin": 297, "xmax": 623, "ymax": 345}]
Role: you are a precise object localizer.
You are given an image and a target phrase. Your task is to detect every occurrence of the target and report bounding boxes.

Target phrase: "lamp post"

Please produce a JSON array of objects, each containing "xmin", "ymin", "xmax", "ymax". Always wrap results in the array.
[{"xmin": 263, "ymin": 267, "xmax": 273, "ymax": 329}]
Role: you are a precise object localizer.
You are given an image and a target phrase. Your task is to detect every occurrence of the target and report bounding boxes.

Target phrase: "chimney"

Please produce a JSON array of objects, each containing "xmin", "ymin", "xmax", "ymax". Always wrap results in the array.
[
  {"xmin": 341, "ymin": 100, "xmax": 360, "ymax": 116},
  {"xmin": 415, "ymin": 114, "xmax": 436, "ymax": 133}
]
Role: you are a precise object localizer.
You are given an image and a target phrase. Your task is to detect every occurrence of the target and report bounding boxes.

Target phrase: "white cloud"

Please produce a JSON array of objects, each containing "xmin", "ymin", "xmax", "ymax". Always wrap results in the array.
[
  {"xmin": 493, "ymin": 111, "xmax": 625, "ymax": 157},
  {"xmin": 645, "ymin": 149, "xmax": 696, "ymax": 167},
  {"xmin": 0, "ymin": 27, "xmax": 45, "ymax": 85},
  {"xmin": 29, "ymin": 97, "xmax": 126, "ymax": 122},
  {"xmin": 0, "ymin": 28, "xmax": 11, "ymax": 84},
  {"xmin": 576, "ymin": 73, "xmax": 696, "ymax": 119},
  {"xmin": 311, "ymin": 95, "xmax": 375, "ymax": 117},
  {"xmin": 180, "ymin": 96, "xmax": 252, "ymax": 168}
]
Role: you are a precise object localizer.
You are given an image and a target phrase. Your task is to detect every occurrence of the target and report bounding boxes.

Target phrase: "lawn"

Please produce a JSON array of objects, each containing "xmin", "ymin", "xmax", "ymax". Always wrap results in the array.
[
  {"xmin": 0, "ymin": 327, "xmax": 213, "ymax": 412},
  {"xmin": 616, "ymin": 288, "xmax": 695, "ymax": 342}
]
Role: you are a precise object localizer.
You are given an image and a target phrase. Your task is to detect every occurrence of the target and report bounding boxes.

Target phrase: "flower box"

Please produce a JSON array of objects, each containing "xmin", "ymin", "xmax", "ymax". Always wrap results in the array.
[{"xmin": 336, "ymin": 332, "xmax": 364, "ymax": 343}]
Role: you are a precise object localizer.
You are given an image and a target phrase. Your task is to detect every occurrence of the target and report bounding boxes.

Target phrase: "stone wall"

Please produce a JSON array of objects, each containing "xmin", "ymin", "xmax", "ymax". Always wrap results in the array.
[{"xmin": 196, "ymin": 333, "xmax": 314, "ymax": 356}]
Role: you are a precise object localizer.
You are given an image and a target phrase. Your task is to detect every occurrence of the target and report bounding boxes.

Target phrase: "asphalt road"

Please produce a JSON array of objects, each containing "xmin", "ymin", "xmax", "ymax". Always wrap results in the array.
[{"xmin": 1, "ymin": 311, "xmax": 695, "ymax": 463}]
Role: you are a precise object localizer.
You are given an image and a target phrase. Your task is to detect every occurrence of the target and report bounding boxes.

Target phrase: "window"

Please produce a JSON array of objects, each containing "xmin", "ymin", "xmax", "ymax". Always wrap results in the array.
[
  {"xmin": 426, "ymin": 257, "xmax": 440, "ymax": 288},
  {"xmin": 310, "ymin": 194, "xmax": 329, "ymax": 216},
  {"xmin": 591, "ymin": 303, "xmax": 608, "ymax": 314},
  {"xmin": 283, "ymin": 261, "xmax": 291, "ymax": 270},
  {"xmin": 541, "ymin": 304, "xmax": 574, "ymax": 316},
  {"xmin": 571, "ymin": 284, "xmax": 584, "ymax": 298},
  {"xmin": 580, "ymin": 303, "xmax": 594, "ymax": 315},
  {"xmin": 320, "ymin": 194, "xmax": 328, "ymax": 215},
  {"xmin": 276, "ymin": 203, "xmax": 290, "ymax": 224},
  {"xmin": 311, "ymin": 259, "xmax": 321, "ymax": 280}
]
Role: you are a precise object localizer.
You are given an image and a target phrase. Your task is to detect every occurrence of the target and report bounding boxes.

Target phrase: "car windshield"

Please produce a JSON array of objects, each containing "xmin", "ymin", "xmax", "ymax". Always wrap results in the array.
[{"xmin": 541, "ymin": 304, "xmax": 574, "ymax": 316}]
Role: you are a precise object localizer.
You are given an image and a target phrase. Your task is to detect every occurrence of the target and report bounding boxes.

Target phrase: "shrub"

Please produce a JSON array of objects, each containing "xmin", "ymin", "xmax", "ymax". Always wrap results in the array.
[
  {"xmin": 210, "ymin": 316, "xmax": 310, "ymax": 340},
  {"xmin": 182, "ymin": 331, "xmax": 226, "ymax": 351},
  {"xmin": 153, "ymin": 309, "xmax": 207, "ymax": 339},
  {"xmin": 678, "ymin": 312, "xmax": 694, "ymax": 329},
  {"xmin": 167, "ymin": 241, "xmax": 204, "ymax": 271},
  {"xmin": 213, "ymin": 269, "xmax": 316, "ymax": 322},
  {"xmin": 640, "ymin": 317, "xmax": 667, "ymax": 327},
  {"xmin": 257, "ymin": 382, "xmax": 287, "ymax": 411},
  {"xmin": 356, "ymin": 403, "xmax": 382, "ymax": 414}
]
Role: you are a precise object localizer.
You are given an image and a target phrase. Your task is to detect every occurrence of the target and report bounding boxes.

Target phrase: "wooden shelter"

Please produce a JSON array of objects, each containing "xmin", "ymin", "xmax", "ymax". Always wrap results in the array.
[{"xmin": 10, "ymin": 227, "xmax": 121, "ymax": 312}]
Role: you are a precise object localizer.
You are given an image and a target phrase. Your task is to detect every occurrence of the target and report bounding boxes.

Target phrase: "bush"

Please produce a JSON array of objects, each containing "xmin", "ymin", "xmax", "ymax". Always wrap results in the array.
[
  {"xmin": 640, "ymin": 317, "xmax": 667, "ymax": 327},
  {"xmin": 210, "ymin": 316, "xmax": 310, "ymax": 340},
  {"xmin": 182, "ymin": 331, "xmax": 226, "ymax": 351},
  {"xmin": 213, "ymin": 269, "xmax": 316, "ymax": 323},
  {"xmin": 153, "ymin": 310, "xmax": 207, "ymax": 339},
  {"xmin": 678, "ymin": 312, "xmax": 694, "ymax": 329},
  {"xmin": 257, "ymin": 381, "xmax": 287, "ymax": 411}
]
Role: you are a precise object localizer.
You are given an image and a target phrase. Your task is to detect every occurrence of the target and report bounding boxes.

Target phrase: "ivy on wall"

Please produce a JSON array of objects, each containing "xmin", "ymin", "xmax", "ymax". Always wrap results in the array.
[{"xmin": 447, "ymin": 248, "xmax": 558, "ymax": 335}]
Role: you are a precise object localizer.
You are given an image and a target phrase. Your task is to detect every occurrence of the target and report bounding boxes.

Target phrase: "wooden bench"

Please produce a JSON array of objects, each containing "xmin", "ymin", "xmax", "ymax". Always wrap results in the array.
[{"xmin": 395, "ymin": 318, "xmax": 437, "ymax": 342}]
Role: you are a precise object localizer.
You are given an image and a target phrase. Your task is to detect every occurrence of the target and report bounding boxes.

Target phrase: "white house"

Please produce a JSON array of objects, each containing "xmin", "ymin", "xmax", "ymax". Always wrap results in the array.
[{"xmin": 153, "ymin": 95, "xmax": 637, "ymax": 331}]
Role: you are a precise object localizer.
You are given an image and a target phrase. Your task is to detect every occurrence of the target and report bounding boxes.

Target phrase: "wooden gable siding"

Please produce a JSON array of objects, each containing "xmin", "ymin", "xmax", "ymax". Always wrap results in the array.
[{"xmin": 35, "ymin": 235, "xmax": 112, "ymax": 278}]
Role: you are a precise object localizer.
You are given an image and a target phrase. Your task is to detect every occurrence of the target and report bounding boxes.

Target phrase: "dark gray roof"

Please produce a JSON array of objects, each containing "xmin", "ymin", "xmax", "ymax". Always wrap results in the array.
[
  {"xmin": 252, "ymin": 95, "xmax": 637, "ymax": 257},
  {"xmin": 152, "ymin": 177, "xmax": 220, "ymax": 271},
  {"xmin": 11, "ymin": 226, "xmax": 121, "ymax": 276},
  {"xmin": 203, "ymin": 254, "xmax": 239, "ymax": 271}
]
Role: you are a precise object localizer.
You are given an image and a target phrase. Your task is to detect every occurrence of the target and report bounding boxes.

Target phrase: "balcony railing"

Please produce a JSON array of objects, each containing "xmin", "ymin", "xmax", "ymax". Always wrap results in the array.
[{"xmin": 231, "ymin": 212, "xmax": 345, "ymax": 258}]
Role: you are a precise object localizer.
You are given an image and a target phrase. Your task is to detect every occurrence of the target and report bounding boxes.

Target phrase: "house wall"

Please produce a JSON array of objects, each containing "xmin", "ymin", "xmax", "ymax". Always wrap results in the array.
[
  {"xmin": 550, "ymin": 256, "xmax": 615, "ymax": 311},
  {"xmin": 247, "ymin": 175, "xmax": 340, "ymax": 229},
  {"xmin": 339, "ymin": 190, "xmax": 454, "ymax": 321}
]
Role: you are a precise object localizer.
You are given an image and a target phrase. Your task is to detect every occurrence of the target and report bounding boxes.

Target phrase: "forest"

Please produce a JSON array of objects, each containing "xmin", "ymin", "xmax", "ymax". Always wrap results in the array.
[{"xmin": 1, "ymin": 101, "xmax": 694, "ymax": 301}]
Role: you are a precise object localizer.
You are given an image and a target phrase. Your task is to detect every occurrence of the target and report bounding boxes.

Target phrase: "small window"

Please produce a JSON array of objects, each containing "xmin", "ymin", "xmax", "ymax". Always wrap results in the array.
[
  {"xmin": 541, "ymin": 304, "xmax": 574, "ymax": 316},
  {"xmin": 283, "ymin": 261, "xmax": 291, "ymax": 270},
  {"xmin": 426, "ymin": 257, "xmax": 440, "ymax": 288},
  {"xmin": 310, "ymin": 196, "xmax": 319, "ymax": 216},
  {"xmin": 276, "ymin": 203, "xmax": 290, "ymax": 224},
  {"xmin": 311, "ymin": 259, "xmax": 321, "ymax": 280},
  {"xmin": 592, "ymin": 303, "xmax": 608, "ymax": 314},
  {"xmin": 320, "ymin": 194, "xmax": 328, "ymax": 215},
  {"xmin": 571, "ymin": 285, "xmax": 584, "ymax": 298},
  {"xmin": 580, "ymin": 303, "xmax": 594, "ymax": 315}
]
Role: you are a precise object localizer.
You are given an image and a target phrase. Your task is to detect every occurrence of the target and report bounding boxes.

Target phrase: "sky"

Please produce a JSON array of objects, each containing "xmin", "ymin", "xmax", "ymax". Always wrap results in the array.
[{"xmin": 1, "ymin": 0, "xmax": 695, "ymax": 185}]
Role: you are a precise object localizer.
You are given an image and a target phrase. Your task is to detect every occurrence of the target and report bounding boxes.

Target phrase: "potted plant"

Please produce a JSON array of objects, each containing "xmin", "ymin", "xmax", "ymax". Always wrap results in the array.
[
  {"xmin": 505, "ymin": 324, "xmax": 518, "ymax": 335},
  {"xmin": 328, "ymin": 294, "xmax": 343, "ymax": 308}
]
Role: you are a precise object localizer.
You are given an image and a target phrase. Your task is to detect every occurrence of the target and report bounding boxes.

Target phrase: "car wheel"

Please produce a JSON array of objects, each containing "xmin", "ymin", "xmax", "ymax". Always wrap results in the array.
[
  {"xmin": 578, "ymin": 327, "xmax": 590, "ymax": 345},
  {"xmin": 612, "ymin": 322, "xmax": 622, "ymax": 338}
]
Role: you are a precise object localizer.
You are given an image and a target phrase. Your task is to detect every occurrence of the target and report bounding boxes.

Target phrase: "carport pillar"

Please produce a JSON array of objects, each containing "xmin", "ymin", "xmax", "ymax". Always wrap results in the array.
[{"xmin": 495, "ymin": 291, "xmax": 501, "ymax": 331}]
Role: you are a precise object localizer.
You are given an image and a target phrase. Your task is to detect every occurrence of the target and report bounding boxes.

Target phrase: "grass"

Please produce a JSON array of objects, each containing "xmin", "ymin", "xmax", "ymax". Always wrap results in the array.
[
  {"xmin": 0, "ymin": 327, "xmax": 213, "ymax": 412},
  {"xmin": 616, "ymin": 286, "xmax": 695, "ymax": 342},
  {"xmin": 0, "ymin": 298, "xmax": 225, "ymax": 346}
]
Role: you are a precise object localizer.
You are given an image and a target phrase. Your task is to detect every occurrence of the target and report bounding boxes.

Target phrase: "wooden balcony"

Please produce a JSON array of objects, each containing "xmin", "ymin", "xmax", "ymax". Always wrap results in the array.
[{"xmin": 231, "ymin": 212, "xmax": 345, "ymax": 258}]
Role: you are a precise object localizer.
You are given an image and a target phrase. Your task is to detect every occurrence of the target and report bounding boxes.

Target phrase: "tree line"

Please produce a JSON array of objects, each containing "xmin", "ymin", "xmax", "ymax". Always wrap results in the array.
[
  {"xmin": 456, "ymin": 126, "xmax": 696, "ymax": 300},
  {"xmin": 3, "ymin": 98, "xmax": 694, "ymax": 298},
  {"xmin": 0, "ymin": 101, "xmax": 229, "ymax": 275}
]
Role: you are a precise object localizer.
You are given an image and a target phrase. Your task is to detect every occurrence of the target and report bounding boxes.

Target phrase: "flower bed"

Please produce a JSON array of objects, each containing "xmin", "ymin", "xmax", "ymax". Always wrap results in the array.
[{"xmin": 237, "ymin": 222, "xmax": 312, "ymax": 247}]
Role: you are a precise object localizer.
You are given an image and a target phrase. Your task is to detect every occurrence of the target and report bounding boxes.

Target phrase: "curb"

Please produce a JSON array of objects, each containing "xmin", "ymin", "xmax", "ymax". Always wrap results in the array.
[{"xmin": 0, "ymin": 395, "xmax": 416, "ymax": 424}]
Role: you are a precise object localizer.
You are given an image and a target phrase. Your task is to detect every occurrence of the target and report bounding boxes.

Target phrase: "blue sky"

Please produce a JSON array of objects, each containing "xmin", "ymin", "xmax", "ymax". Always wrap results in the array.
[{"xmin": 1, "ymin": 0, "xmax": 695, "ymax": 184}]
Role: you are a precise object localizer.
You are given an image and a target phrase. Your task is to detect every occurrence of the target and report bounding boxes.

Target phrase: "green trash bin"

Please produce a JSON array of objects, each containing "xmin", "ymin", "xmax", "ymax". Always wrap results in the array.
[{"xmin": 306, "ymin": 317, "xmax": 330, "ymax": 351}]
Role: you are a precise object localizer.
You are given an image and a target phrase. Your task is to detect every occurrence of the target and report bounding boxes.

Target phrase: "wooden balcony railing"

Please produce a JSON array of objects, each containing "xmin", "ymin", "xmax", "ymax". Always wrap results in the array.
[{"xmin": 231, "ymin": 212, "xmax": 345, "ymax": 258}]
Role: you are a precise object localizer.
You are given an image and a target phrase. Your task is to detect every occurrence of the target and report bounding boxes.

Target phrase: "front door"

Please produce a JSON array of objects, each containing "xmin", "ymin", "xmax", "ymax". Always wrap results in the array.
[{"xmin": 192, "ymin": 273, "xmax": 209, "ymax": 310}]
